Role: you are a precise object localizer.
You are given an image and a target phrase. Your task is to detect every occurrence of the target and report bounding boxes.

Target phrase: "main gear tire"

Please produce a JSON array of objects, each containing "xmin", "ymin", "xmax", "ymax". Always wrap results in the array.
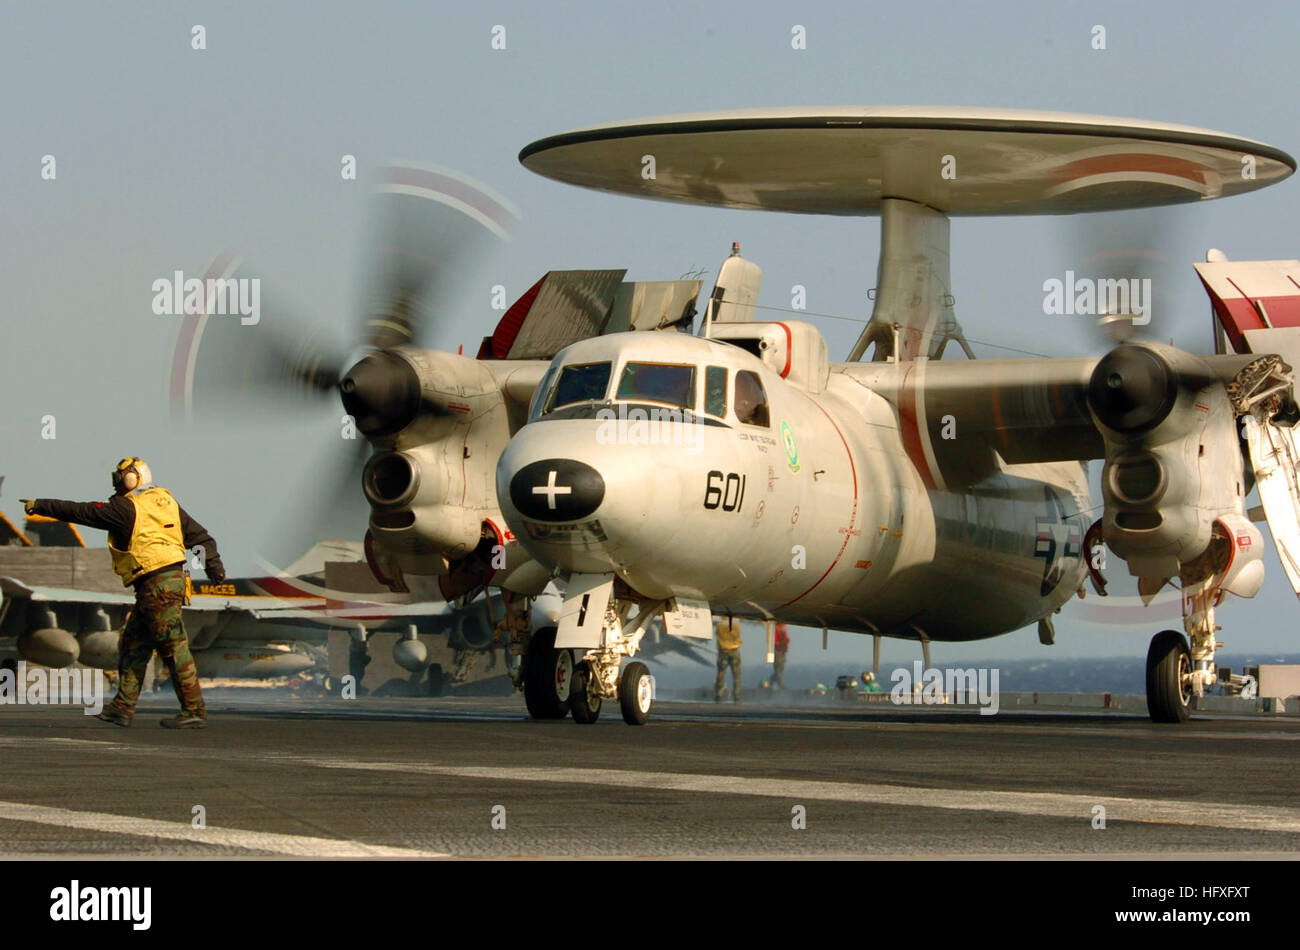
[
  {"xmin": 570, "ymin": 661, "xmax": 602, "ymax": 724},
  {"xmin": 522, "ymin": 626, "xmax": 572, "ymax": 720},
  {"xmin": 1146, "ymin": 629, "xmax": 1192, "ymax": 723},
  {"xmin": 619, "ymin": 661, "xmax": 653, "ymax": 725}
]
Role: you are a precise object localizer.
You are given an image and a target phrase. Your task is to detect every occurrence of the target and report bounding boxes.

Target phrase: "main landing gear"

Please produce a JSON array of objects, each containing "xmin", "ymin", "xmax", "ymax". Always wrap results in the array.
[
  {"xmin": 1146, "ymin": 630, "xmax": 1193, "ymax": 723},
  {"xmin": 520, "ymin": 597, "xmax": 660, "ymax": 725},
  {"xmin": 1144, "ymin": 529, "xmax": 1232, "ymax": 723}
]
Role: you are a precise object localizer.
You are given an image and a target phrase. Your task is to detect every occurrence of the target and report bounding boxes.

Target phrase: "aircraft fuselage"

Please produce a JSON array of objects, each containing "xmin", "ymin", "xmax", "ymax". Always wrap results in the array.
[{"xmin": 498, "ymin": 330, "xmax": 1090, "ymax": 642}]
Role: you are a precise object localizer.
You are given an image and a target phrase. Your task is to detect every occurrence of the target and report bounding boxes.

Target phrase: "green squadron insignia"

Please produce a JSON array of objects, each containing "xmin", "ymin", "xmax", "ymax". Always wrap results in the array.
[{"xmin": 781, "ymin": 420, "xmax": 800, "ymax": 474}]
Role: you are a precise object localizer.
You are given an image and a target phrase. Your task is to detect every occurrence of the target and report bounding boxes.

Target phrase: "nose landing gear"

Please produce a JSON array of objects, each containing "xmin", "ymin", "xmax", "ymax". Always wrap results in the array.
[
  {"xmin": 521, "ymin": 590, "xmax": 663, "ymax": 725},
  {"xmin": 618, "ymin": 661, "xmax": 653, "ymax": 725},
  {"xmin": 570, "ymin": 660, "xmax": 603, "ymax": 723},
  {"xmin": 1145, "ymin": 533, "xmax": 1232, "ymax": 723}
]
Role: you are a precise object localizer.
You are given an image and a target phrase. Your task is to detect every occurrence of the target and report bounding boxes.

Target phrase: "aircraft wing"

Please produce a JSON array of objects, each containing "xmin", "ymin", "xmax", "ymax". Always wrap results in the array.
[
  {"xmin": 188, "ymin": 595, "xmax": 450, "ymax": 623},
  {"xmin": 0, "ymin": 581, "xmax": 436, "ymax": 618},
  {"xmin": 838, "ymin": 358, "xmax": 1104, "ymax": 487},
  {"xmin": 0, "ymin": 576, "xmax": 134, "ymax": 605}
]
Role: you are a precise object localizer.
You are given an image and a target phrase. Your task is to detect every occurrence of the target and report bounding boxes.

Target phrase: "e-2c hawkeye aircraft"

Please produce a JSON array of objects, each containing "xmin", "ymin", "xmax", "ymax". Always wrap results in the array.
[{"xmin": 201, "ymin": 109, "xmax": 1300, "ymax": 725}]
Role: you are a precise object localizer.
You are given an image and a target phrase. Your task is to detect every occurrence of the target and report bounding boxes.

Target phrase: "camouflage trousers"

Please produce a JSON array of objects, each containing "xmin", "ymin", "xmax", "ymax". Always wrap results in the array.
[
  {"xmin": 715, "ymin": 648, "xmax": 741, "ymax": 699},
  {"xmin": 772, "ymin": 649, "xmax": 787, "ymax": 688},
  {"xmin": 109, "ymin": 567, "xmax": 205, "ymax": 719}
]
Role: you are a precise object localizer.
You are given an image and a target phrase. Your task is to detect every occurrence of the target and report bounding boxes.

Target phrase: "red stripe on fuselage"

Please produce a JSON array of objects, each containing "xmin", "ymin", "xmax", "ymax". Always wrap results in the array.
[{"xmin": 896, "ymin": 362, "xmax": 937, "ymax": 490}]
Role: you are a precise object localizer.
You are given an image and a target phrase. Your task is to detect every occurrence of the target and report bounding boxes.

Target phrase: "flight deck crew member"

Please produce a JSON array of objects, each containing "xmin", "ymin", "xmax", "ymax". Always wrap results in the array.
[
  {"xmin": 21, "ymin": 457, "xmax": 225, "ymax": 729},
  {"xmin": 772, "ymin": 621, "xmax": 789, "ymax": 689},
  {"xmin": 714, "ymin": 615, "xmax": 742, "ymax": 702}
]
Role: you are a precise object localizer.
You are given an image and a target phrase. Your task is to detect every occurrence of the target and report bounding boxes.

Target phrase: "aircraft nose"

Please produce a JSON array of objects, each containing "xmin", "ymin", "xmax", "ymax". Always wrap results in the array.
[{"xmin": 508, "ymin": 458, "xmax": 606, "ymax": 522}]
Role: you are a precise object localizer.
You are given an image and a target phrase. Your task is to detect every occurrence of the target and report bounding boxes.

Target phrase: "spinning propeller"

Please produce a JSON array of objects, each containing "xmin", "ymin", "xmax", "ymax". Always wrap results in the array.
[{"xmin": 169, "ymin": 163, "xmax": 517, "ymax": 569}]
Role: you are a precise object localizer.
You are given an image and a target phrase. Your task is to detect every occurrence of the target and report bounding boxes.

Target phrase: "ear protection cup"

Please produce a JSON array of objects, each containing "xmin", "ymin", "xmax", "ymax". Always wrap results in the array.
[{"xmin": 112, "ymin": 457, "xmax": 148, "ymax": 493}]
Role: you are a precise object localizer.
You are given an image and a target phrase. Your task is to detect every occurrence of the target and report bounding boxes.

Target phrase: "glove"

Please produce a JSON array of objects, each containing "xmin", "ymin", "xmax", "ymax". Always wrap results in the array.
[
  {"xmin": 19, "ymin": 499, "xmax": 36, "ymax": 516},
  {"xmin": 207, "ymin": 567, "xmax": 227, "ymax": 584}
]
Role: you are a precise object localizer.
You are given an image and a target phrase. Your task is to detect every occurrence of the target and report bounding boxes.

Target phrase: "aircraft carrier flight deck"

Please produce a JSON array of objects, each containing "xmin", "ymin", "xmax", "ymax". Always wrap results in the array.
[{"xmin": 3, "ymin": 696, "xmax": 1298, "ymax": 859}]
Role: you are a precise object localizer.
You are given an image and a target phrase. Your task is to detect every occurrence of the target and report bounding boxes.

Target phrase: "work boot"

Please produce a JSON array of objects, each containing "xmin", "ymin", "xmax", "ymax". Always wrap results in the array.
[
  {"xmin": 96, "ymin": 707, "xmax": 132, "ymax": 727},
  {"xmin": 159, "ymin": 713, "xmax": 207, "ymax": 729}
]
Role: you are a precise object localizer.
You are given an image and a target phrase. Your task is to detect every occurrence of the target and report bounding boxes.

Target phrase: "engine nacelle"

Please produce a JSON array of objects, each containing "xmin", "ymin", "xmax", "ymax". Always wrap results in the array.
[
  {"xmin": 1089, "ymin": 343, "xmax": 1249, "ymax": 577},
  {"xmin": 1216, "ymin": 512, "xmax": 1266, "ymax": 598},
  {"xmin": 355, "ymin": 348, "xmax": 516, "ymax": 577},
  {"xmin": 365, "ymin": 445, "xmax": 485, "ymax": 575}
]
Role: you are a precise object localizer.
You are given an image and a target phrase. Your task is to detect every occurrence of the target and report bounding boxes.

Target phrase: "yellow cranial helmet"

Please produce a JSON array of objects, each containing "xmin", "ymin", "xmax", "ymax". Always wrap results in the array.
[{"xmin": 112, "ymin": 457, "xmax": 153, "ymax": 494}]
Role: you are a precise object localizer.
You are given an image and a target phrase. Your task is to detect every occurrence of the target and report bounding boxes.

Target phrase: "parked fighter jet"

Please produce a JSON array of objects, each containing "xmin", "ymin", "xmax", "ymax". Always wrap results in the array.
[
  {"xmin": 0, "ymin": 515, "xmax": 548, "ymax": 690},
  {"xmin": 186, "ymin": 111, "xmax": 1300, "ymax": 724}
]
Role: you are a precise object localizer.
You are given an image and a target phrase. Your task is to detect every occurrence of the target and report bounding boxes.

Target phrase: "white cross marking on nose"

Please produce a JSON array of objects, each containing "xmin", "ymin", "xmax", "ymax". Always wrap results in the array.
[{"xmin": 532, "ymin": 469, "xmax": 572, "ymax": 510}]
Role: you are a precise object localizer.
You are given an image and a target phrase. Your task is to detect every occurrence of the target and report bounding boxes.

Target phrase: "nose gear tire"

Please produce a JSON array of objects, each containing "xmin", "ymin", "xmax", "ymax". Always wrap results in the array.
[
  {"xmin": 570, "ymin": 660, "xmax": 602, "ymax": 724},
  {"xmin": 523, "ymin": 626, "xmax": 572, "ymax": 720},
  {"xmin": 619, "ymin": 661, "xmax": 653, "ymax": 725}
]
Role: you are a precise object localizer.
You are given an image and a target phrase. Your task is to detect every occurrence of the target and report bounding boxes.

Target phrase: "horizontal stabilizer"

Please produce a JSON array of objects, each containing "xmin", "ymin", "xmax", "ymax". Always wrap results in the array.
[
  {"xmin": 605, "ymin": 280, "xmax": 701, "ymax": 333},
  {"xmin": 481, "ymin": 270, "xmax": 627, "ymax": 360}
]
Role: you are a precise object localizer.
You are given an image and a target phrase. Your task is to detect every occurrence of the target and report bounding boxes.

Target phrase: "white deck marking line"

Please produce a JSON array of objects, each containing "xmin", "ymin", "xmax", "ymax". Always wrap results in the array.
[
  {"xmin": 6, "ymin": 735, "xmax": 1300, "ymax": 834},
  {"xmin": 289, "ymin": 757, "xmax": 1300, "ymax": 834},
  {"xmin": 0, "ymin": 801, "xmax": 447, "ymax": 858}
]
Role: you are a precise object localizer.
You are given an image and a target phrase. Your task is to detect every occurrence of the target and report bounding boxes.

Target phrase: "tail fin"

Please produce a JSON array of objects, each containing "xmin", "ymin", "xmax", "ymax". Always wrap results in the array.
[{"xmin": 1194, "ymin": 256, "xmax": 1300, "ymax": 354}]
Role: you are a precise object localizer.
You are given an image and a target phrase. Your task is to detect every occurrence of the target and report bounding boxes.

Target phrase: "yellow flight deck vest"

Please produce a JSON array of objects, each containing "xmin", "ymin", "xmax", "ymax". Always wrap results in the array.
[
  {"xmin": 716, "ymin": 618, "xmax": 742, "ymax": 651},
  {"xmin": 108, "ymin": 486, "xmax": 187, "ymax": 585}
]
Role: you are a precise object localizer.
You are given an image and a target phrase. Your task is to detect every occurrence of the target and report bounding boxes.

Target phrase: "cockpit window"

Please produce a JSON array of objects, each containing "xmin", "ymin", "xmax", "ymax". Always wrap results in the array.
[
  {"xmin": 704, "ymin": 366, "xmax": 727, "ymax": 418},
  {"xmin": 616, "ymin": 362, "xmax": 695, "ymax": 409},
  {"xmin": 734, "ymin": 370, "xmax": 769, "ymax": 427},
  {"xmin": 543, "ymin": 362, "xmax": 611, "ymax": 413}
]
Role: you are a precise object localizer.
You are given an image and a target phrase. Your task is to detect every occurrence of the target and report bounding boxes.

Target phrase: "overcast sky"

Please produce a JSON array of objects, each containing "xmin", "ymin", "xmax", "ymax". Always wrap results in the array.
[{"xmin": 3, "ymin": 0, "xmax": 1300, "ymax": 665}]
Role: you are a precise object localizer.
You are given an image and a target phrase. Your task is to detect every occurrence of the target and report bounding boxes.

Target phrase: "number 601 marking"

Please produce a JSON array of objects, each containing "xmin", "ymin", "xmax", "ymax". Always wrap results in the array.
[{"xmin": 704, "ymin": 471, "xmax": 746, "ymax": 512}]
